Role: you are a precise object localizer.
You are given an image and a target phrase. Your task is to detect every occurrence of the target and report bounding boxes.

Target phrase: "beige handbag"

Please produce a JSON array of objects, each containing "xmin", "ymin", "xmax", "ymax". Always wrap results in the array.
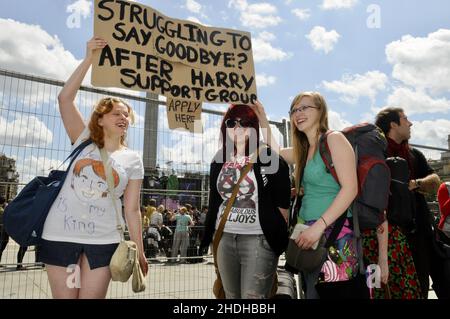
[
  {"xmin": 100, "ymin": 149, "xmax": 146, "ymax": 290},
  {"xmin": 132, "ymin": 252, "xmax": 146, "ymax": 293}
]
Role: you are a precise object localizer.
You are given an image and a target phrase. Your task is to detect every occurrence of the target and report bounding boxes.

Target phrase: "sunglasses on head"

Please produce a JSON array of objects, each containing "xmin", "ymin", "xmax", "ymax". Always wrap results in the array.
[{"xmin": 225, "ymin": 118, "xmax": 252, "ymax": 128}]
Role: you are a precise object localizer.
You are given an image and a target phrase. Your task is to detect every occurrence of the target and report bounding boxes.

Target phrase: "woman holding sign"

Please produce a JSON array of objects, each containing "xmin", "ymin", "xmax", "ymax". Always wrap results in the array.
[
  {"xmin": 38, "ymin": 37, "xmax": 148, "ymax": 299},
  {"xmin": 201, "ymin": 104, "xmax": 291, "ymax": 299}
]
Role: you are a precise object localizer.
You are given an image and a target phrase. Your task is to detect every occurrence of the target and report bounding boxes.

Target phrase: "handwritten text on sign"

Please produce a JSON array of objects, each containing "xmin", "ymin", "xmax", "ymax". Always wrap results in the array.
[
  {"xmin": 166, "ymin": 98, "xmax": 202, "ymax": 133},
  {"xmin": 92, "ymin": 0, "xmax": 257, "ymax": 104}
]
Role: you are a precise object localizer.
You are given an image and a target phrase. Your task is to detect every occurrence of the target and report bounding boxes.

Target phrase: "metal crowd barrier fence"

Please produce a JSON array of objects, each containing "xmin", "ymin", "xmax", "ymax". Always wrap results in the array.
[{"xmin": 0, "ymin": 226, "xmax": 217, "ymax": 299}]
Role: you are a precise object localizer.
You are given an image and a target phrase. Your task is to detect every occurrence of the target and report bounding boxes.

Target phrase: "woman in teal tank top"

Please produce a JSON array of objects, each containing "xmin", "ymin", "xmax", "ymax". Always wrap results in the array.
[
  {"xmin": 250, "ymin": 92, "xmax": 360, "ymax": 299},
  {"xmin": 299, "ymin": 150, "xmax": 341, "ymax": 223}
]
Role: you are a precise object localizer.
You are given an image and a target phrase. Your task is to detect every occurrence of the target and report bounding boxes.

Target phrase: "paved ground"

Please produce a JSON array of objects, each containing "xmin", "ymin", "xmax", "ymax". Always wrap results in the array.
[
  {"xmin": 0, "ymin": 241, "xmax": 216, "ymax": 299},
  {"xmin": 0, "ymin": 240, "xmax": 438, "ymax": 299}
]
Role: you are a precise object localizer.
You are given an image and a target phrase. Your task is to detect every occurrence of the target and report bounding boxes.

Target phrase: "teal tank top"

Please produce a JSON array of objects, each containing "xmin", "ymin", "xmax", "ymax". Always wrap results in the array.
[{"xmin": 299, "ymin": 150, "xmax": 341, "ymax": 222}]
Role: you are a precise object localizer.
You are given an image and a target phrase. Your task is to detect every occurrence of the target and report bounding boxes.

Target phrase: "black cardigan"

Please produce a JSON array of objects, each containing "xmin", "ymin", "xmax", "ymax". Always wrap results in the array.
[{"xmin": 201, "ymin": 148, "xmax": 291, "ymax": 256}]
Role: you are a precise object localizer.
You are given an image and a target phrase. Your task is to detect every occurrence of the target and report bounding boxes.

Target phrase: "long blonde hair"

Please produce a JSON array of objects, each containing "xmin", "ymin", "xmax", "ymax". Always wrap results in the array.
[{"xmin": 290, "ymin": 92, "xmax": 329, "ymax": 194}]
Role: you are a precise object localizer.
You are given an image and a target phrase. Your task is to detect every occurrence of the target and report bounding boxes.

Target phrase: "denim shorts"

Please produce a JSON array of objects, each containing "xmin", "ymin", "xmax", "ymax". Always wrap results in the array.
[{"xmin": 37, "ymin": 239, "xmax": 119, "ymax": 270}]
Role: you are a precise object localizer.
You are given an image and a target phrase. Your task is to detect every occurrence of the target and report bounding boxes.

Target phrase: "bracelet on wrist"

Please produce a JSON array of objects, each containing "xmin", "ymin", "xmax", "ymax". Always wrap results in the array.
[{"xmin": 320, "ymin": 216, "xmax": 328, "ymax": 229}]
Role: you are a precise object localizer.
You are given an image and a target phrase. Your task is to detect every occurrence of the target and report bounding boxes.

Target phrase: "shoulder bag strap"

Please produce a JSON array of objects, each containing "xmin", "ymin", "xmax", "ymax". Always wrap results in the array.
[
  {"xmin": 99, "ymin": 148, "xmax": 125, "ymax": 242},
  {"xmin": 55, "ymin": 139, "xmax": 92, "ymax": 173}
]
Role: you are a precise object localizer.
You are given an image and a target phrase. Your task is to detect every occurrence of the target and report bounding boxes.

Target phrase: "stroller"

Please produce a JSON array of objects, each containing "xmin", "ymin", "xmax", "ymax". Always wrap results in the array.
[{"xmin": 144, "ymin": 225, "xmax": 161, "ymax": 259}]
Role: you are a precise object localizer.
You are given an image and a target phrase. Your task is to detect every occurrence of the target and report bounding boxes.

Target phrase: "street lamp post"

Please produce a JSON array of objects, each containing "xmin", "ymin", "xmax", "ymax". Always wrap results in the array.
[{"xmin": 6, "ymin": 165, "xmax": 14, "ymax": 202}]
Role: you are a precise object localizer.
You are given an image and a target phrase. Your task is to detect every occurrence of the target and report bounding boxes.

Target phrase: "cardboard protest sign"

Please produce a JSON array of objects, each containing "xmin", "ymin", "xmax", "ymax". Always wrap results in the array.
[
  {"xmin": 92, "ymin": 0, "xmax": 257, "ymax": 105},
  {"xmin": 166, "ymin": 98, "xmax": 203, "ymax": 133}
]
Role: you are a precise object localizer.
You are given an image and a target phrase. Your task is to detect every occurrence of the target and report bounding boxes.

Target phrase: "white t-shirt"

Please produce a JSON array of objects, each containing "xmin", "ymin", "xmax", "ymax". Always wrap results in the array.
[
  {"xmin": 42, "ymin": 129, "xmax": 144, "ymax": 244},
  {"xmin": 215, "ymin": 156, "xmax": 263, "ymax": 235},
  {"xmin": 150, "ymin": 212, "xmax": 163, "ymax": 226}
]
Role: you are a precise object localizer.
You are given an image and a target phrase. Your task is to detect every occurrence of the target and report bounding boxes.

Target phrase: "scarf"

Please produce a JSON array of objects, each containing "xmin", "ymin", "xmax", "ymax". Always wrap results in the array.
[{"xmin": 386, "ymin": 137, "xmax": 415, "ymax": 179}]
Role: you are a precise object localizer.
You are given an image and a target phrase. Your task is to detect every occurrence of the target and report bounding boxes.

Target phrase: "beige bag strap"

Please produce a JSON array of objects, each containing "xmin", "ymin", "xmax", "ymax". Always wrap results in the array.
[
  {"xmin": 100, "ymin": 148, "xmax": 125, "ymax": 242},
  {"xmin": 212, "ymin": 161, "xmax": 254, "ymax": 271}
]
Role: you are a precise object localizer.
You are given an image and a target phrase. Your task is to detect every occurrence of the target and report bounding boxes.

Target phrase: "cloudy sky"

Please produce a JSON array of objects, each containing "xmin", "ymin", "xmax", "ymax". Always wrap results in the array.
[{"xmin": 1, "ymin": 0, "xmax": 449, "ymax": 172}]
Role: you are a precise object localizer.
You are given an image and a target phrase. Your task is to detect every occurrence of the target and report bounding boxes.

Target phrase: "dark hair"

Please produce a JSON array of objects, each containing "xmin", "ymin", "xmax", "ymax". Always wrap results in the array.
[
  {"xmin": 375, "ymin": 107, "xmax": 404, "ymax": 136},
  {"xmin": 0, "ymin": 196, "xmax": 5, "ymax": 205},
  {"xmin": 220, "ymin": 104, "xmax": 259, "ymax": 159},
  {"xmin": 149, "ymin": 199, "xmax": 156, "ymax": 207}
]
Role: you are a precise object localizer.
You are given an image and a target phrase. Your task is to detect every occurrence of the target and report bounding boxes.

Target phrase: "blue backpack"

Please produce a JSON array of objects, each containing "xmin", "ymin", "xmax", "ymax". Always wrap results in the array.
[{"xmin": 4, "ymin": 139, "xmax": 92, "ymax": 246}]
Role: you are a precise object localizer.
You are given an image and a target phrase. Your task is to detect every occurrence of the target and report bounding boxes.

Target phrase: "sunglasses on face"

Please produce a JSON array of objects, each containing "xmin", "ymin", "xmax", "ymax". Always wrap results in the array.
[{"xmin": 225, "ymin": 118, "xmax": 252, "ymax": 128}]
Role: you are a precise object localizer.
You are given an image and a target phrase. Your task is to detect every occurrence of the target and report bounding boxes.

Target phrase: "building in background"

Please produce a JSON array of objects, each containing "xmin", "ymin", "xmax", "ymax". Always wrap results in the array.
[
  {"xmin": 0, "ymin": 154, "xmax": 19, "ymax": 202},
  {"xmin": 429, "ymin": 134, "xmax": 450, "ymax": 182}
]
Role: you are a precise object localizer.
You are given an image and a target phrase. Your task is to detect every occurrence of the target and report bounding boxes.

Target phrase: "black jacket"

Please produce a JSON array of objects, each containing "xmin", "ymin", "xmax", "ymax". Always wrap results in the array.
[{"xmin": 201, "ymin": 148, "xmax": 291, "ymax": 256}]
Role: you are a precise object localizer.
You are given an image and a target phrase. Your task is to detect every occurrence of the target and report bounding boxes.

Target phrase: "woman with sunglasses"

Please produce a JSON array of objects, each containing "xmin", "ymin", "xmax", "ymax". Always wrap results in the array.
[
  {"xmin": 201, "ymin": 104, "xmax": 291, "ymax": 299},
  {"xmin": 250, "ymin": 92, "xmax": 360, "ymax": 299}
]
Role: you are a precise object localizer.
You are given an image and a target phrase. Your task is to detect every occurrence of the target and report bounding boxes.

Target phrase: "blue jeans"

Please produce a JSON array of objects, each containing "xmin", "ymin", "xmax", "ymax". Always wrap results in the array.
[{"xmin": 217, "ymin": 233, "xmax": 278, "ymax": 299}]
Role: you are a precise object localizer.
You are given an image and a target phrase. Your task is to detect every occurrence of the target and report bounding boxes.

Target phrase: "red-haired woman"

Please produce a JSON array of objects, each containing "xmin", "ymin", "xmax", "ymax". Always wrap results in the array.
[
  {"xmin": 201, "ymin": 104, "xmax": 291, "ymax": 299},
  {"xmin": 39, "ymin": 37, "xmax": 148, "ymax": 298}
]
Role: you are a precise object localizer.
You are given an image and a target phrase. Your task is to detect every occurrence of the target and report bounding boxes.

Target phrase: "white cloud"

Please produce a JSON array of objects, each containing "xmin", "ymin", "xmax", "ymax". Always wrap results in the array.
[
  {"xmin": 186, "ymin": 16, "xmax": 208, "ymax": 26},
  {"xmin": 306, "ymin": 26, "xmax": 340, "ymax": 54},
  {"xmin": 0, "ymin": 18, "xmax": 79, "ymax": 81},
  {"xmin": 0, "ymin": 115, "xmax": 53, "ymax": 147},
  {"xmin": 185, "ymin": 0, "xmax": 208, "ymax": 19},
  {"xmin": 186, "ymin": 0, "xmax": 202, "ymax": 14},
  {"xmin": 321, "ymin": 0, "xmax": 358, "ymax": 10},
  {"xmin": 256, "ymin": 73, "xmax": 276, "ymax": 87},
  {"xmin": 66, "ymin": 0, "xmax": 92, "ymax": 19},
  {"xmin": 0, "ymin": 18, "xmax": 140, "ymax": 107},
  {"xmin": 322, "ymin": 71, "xmax": 388, "ymax": 104},
  {"xmin": 387, "ymin": 87, "xmax": 450, "ymax": 115},
  {"xmin": 386, "ymin": 29, "xmax": 450, "ymax": 94},
  {"xmin": 157, "ymin": 107, "xmax": 222, "ymax": 171},
  {"xmin": 291, "ymin": 8, "xmax": 311, "ymax": 21},
  {"xmin": 228, "ymin": 0, "xmax": 282, "ymax": 29},
  {"xmin": 228, "ymin": 0, "xmax": 248, "ymax": 11},
  {"xmin": 13, "ymin": 155, "xmax": 64, "ymax": 184},
  {"xmin": 411, "ymin": 119, "xmax": 450, "ymax": 159},
  {"xmin": 252, "ymin": 32, "xmax": 292, "ymax": 63},
  {"xmin": 328, "ymin": 110, "xmax": 352, "ymax": 130}
]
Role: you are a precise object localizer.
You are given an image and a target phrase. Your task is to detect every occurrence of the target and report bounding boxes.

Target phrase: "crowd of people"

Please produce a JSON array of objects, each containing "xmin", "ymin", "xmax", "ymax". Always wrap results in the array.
[
  {"xmin": 140, "ymin": 199, "xmax": 208, "ymax": 263},
  {"xmin": 1, "ymin": 36, "xmax": 449, "ymax": 300}
]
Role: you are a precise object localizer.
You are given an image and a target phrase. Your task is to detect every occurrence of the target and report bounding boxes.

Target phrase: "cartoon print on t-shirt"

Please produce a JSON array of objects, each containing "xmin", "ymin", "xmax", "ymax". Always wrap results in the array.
[
  {"xmin": 217, "ymin": 160, "xmax": 258, "ymax": 226},
  {"xmin": 71, "ymin": 158, "xmax": 120, "ymax": 202},
  {"xmin": 217, "ymin": 165, "xmax": 237, "ymax": 206},
  {"xmin": 217, "ymin": 163, "xmax": 256, "ymax": 209}
]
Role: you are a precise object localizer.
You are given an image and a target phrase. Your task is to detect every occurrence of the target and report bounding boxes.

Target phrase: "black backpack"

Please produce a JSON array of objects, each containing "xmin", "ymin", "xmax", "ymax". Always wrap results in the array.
[
  {"xmin": 386, "ymin": 157, "xmax": 416, "ymax": 232},
  {"xmin": 319, "ymin": 123, "xmax": 391, "ymax": 231}
]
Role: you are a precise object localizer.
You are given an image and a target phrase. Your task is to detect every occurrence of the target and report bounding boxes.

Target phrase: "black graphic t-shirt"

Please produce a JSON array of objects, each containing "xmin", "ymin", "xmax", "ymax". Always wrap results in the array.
[{"xmin": 215, "ymin": 156, "xmax": 262, "ymax": 234}]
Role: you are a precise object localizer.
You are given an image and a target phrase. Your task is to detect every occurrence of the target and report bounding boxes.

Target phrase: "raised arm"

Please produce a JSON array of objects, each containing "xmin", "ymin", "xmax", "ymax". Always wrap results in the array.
[
  {"xmin": 58, "ymin": 37, "xmax": 107, "ymax": 143},
  {"xmin": 249, "ymin": 101, "xmax": 295, "ymax": 164}
]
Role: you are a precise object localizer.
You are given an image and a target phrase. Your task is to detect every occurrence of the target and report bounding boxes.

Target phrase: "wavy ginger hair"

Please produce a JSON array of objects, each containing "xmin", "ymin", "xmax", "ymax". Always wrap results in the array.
[
  {"xmin": 290, "ymin": 92, "xmax": 329, "ymax": 195},
  {"xmin": 88, "ymin": 97, "xmax": 135, "ymax": 148}
]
